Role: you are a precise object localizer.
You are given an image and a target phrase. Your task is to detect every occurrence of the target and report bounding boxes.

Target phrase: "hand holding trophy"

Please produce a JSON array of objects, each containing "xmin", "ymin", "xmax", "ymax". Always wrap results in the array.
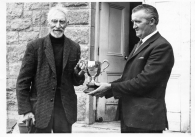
[{"xmin": 81, "ymin": 60, "xmax": 110, "ymax": 93}]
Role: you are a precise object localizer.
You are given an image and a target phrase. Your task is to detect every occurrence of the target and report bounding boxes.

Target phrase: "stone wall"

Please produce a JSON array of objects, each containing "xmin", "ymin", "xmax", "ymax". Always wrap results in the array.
[{"xmin": 6, "ymin": 2, "xmax": 94, "ymax": 123}]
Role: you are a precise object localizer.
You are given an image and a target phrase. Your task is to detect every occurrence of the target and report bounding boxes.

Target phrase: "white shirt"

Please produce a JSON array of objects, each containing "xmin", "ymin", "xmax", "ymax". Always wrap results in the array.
[
  {"xmin": 133, "ymin": 30, "xmax": 158, "ymax": 54},
  {"xmin": 141, "ymin": 30, "xmax": 158, "ymax": 44}
]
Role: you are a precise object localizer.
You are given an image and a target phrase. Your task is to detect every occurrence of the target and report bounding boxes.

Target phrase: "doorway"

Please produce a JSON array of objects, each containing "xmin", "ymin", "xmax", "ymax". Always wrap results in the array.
[{"xmin": 96, "ymin": 2, "xmax": 142, "ymax": 122}]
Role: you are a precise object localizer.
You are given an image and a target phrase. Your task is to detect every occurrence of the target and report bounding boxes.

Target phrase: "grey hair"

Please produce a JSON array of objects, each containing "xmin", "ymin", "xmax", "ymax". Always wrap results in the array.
[
  {"xmin": 47, "ymin": 4, "xmax": 68, "ymax": 22},
  {"xmin": 132, "ymin": 4, "xmax": 159, "ymax": 25}
]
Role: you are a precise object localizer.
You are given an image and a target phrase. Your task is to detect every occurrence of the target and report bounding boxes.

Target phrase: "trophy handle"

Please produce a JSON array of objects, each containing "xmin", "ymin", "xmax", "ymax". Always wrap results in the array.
[
  {"xmin": 101, "ymin": 60, "xmax": 110, "ymax": 73},
  {"xmin": 79, "ymin": 60, "xmax": 85, "ymax": 65},
  {"xmin": 79, "ymin": 60, "xmax": 87, "ymax": 73}
]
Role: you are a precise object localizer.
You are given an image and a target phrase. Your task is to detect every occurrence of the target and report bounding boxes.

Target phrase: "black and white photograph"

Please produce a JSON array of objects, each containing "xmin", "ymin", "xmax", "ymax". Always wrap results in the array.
[{"xmin": 2, "ymin": 0, "xmax": 195, "ymax": 135}]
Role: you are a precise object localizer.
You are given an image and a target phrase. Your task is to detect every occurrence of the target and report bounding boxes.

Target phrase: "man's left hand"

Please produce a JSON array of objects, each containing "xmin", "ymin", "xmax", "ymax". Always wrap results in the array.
[
  {"xmin": 74, "ymin": 60, "xmax": 86, "ymax": 77},
  {"xmin": 88, "ymin": 82, "xmax": 111, "ymax": 97}
]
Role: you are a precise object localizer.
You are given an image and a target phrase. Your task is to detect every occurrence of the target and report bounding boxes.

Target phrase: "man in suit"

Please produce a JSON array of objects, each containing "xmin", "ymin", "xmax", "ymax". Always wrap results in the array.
[
  {"xmin": 88, "ymin": 4, "xmax": 174, "ymax": 133},
  {"xmin": 16, "ymin": 5, "xmax": 85, "ymax": 133}
]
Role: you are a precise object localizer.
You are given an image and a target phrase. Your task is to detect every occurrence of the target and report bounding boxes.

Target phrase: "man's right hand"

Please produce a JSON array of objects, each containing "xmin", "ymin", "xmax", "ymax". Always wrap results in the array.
[
  {"xmin": 23, "ymin": 112, "xmax": 35, "ymax": 126},
  {"xmin": 87, "ymin": 82, "xmax": 111, "ymax": 97}
]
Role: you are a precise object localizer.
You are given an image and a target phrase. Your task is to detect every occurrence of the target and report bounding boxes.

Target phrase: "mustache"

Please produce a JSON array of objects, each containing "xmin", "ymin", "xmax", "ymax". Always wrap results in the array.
[
  {"xmin": 53, "ymin": 29, "xmax": 63, "ymax": 31},
  {"xmin": 53, "ymin": 29, "xmax": 64, "ymax": 33}
]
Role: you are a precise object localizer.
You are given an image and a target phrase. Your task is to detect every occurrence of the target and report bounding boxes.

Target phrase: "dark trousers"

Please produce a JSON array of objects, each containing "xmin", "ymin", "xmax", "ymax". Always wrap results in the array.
[
  {"xmin": 30, "ymin": 89, "xmax": 72, "ymax": 133},
  {"xmin": 120, "ymin": 114, "xmax": 162, "ymax": 133}
]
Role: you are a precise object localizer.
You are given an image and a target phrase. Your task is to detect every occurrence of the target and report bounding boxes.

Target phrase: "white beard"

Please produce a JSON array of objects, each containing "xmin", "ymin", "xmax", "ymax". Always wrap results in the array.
[{"xmin": 50, "ymin": 30, "xmax": 64, "ymax": 38}]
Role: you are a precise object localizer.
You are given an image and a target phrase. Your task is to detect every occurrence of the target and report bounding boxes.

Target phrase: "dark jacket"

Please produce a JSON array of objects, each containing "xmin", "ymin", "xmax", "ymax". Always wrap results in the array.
[
  {"xmin": 16, "ymin": 34, "xmax": 85, "ymax": 129},
  {"xmin": 107, "ymin": 32, "xmax": 174, "ymax": 130}
]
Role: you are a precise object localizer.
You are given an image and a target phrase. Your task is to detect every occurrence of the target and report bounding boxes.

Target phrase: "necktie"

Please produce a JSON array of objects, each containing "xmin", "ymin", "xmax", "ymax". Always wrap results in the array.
[{"xmin": 133, "ymin": 39, "xmax": 143, "ymax": 54}]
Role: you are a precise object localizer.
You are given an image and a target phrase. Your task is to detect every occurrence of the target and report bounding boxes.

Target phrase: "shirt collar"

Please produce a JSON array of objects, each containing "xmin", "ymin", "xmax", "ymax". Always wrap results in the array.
[{"xmin": 141, "ymin": 30, "xmax": 158, "ymax": 44}]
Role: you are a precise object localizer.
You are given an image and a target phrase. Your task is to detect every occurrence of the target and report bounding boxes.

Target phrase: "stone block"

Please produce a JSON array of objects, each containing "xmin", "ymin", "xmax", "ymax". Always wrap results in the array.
[
  {"xmin": 6, "ymin": 31, "xmax": 19, "ymax": 44},
  {"xmin": 6, "ymin": 20, "xmax": 11, "ymax": 31},
  {"xmin": 6, "ymin": 59, "xmax": 10, "ymax": 77},
  {"xmin": 80, "ymin": 44, "xmax": 89, "ymax": 60},
  {"xmin": 65, "ymin": 27, "xmax": 89, "ymax": 44},
  {"xmin": 39, "ymin": 27, "xmax": 49, "ymax": 38},
  {"xmin": 10, "ymin": 18, "xmax": 31, "ymax": 31},
  {"xmin": 41, "ymin": 2, "xmax": 50, "ymax": 10},
  {"xmin": 7, "ymin": 43, "xmax": 26, "ymax": 64},
  {"xmin": 32, "ymin": 10, "xmax": 42, "ymax": 26},
  {"xmin": 50, "ymin": 2, "xmax": 59, "ymax": 8},
  {"xmin": 23, "ymin": 11, "xmax": 33, "ymax": 18},
  {"xmin": 41, "ymin": 10, "xmax": 48, "ymax": 26},
  {"xmin": 19, "ymin": 31, "xmax": 39, "ymax": 42},
  {"xmin": 81, "ymin": 50, "xmax": 89, "ymax": 60},
  {"xmin": 31, "ymin": 10, "xmax": 48, "ymax": 27},
  {"xmin": 85, "ymin": 95, "xmax": 95, "ymax": 124},
  {"xmin": 24, "ymin": 2, "xmax": 49, "ymax": 10},
  {"xmin": 7, "ymin": 111, "xmax": 19, "ymax": 123},
  {"xmin": 61, "ymin": 2, "xmax": 89, "ymax": 7},
  {"xmin": 6, "ymin": 78, "xmax": 17, "ymax": 90},
  {"xmin": 6, "ymin": 89, "xmax": 17, "ymax": 111},
  {"xmin": 33, "ymin": 27, "xmax": 40, "ymax": 32},
  {"xmin": 6, "ymin": 3, "xmax": 23, "ymax": 19},
  {"xmin": 75, "ymin": 82, "xmax": 88, "ymax": 121},
  {"xmin": 77, "ymin": 92, "xmax": 87, "ymax": 121},
  {"xmin": 25, "ymin": 27, "xmax": 34, "ymax": 32},
  {"xmin": 7, "ymin": 62, "xmax": 22, "ymax": 79},
  {"xmin": 67, "ymin": 10, "xmax": 89, "ymax": 25},
  {"xmin": 24, "ymin": 2, "xmax": 33, "ymax": 10}
]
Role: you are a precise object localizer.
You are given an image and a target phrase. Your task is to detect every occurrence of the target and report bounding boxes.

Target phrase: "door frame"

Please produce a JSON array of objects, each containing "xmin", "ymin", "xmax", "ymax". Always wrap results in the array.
[{"xmin": 93, "ymin": 1, "xmax": 143, "ymax": 122}]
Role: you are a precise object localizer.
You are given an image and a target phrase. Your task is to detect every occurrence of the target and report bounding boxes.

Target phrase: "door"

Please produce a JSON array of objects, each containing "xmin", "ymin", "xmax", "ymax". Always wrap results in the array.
[
  {"xmin": 96, "ymin": 2, "xmax": 130, "ymax": 121},
  {"xmin": 144, "ymin": 0, "xmax": 191, "ymax": 132}
]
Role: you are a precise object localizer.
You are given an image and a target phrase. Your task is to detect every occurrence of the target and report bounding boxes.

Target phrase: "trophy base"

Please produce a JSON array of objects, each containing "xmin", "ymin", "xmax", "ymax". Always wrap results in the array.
[
  {"xmin": 87, "ymin": 83, "xmax": 99, "ymax": 88},
  {"xmin": 83, "ymin": 83, "xmax": 99, "ymax": 93}
]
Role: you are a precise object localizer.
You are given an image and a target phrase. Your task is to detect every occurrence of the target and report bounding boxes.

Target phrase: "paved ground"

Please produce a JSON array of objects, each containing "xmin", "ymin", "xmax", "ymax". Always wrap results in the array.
[
  {"xmin": 9, "ymin": 120, "xmax": 185, "ymax": 134},
  {"xmin": 11, "ymin": 121, "xmax": 120, "ymax": 133},
  {"xmin": 72, "ymin": 121, "xmax": 120, "ymax": 133}
]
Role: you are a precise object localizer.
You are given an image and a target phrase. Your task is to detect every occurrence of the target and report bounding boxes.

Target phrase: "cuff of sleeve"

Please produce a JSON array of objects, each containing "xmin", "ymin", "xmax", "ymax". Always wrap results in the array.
[
  {"xmin": 23, "ymin": 111, "xmax": 32, "ymax": 116},
  {"xmin": 111, "ymin": 83, "xmax": 122, "ymax": 99},
  {"xmin": 73, "ymin": 73, "xmax": 85, "ymax": 85}
]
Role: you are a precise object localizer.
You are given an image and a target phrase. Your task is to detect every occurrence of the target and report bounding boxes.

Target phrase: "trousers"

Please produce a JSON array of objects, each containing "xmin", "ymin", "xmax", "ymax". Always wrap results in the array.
[{"xmin": 121, "ymin": 116, "xmax": 163, "ymax": 133}]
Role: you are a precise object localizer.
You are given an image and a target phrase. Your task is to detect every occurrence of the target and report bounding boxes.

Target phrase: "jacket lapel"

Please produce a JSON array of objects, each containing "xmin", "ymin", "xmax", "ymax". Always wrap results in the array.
[
  {"xmin": 127, "ymin": 32, "xmax": 161, "ymax": 61},
  {"xmin": 128, "ymin": 43, "xmax": 137, "ymax": 59},
  {"xmin": 62, "ymin": 36, "xmax": 71, "ymax": 70},
  {"xmin": 44, "ymin": 35, "xmax": 56, "ymax": 74}
]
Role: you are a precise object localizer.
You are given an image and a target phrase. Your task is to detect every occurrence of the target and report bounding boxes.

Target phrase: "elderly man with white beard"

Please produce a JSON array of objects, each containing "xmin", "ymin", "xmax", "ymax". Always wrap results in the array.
[{"xmin": 16, "ymin": 5, "xmax": 85, "ymax": 133}]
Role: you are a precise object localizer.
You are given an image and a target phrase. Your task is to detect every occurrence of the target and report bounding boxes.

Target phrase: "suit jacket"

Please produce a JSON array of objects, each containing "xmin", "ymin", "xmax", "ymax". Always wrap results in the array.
[
  {"xmin": 16, "ymin": 34, "xmax": 85, "ymax": 129},
  {"xmin": 106, "ymin": 32, "xmax": 174, "ymax": 130}
]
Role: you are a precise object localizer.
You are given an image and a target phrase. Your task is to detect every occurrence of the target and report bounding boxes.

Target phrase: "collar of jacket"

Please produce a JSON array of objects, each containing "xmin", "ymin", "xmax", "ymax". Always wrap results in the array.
[
  {"xmin": 44, "ymin": 34, "xmax": 71, "ymax": 74},
  {"xmin": 127, "ymin": 32, "xmax": 161, "ymax": 61}
]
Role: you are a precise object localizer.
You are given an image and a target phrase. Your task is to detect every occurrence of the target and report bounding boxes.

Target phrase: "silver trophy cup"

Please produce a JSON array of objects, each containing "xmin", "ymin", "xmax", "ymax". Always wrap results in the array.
[{"xmin": 81, "ymin": 60, "xmax": 110, "ymax": 89}]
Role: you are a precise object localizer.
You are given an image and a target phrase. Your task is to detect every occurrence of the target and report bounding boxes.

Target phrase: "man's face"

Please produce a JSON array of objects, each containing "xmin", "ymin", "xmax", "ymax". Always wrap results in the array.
[
  {"xmin": 48, "ymin": 11, "xmax": 68, "ymax": 38},
  {"xmin": 131, "ymin": 10, "xmax": 153, "ymax": 39}
]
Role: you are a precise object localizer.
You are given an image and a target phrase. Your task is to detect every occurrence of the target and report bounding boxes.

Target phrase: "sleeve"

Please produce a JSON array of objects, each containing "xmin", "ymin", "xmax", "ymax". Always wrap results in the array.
[
  {"xmin": 111, "ymin": 43, "xmax": 174, "ymax": 97},
  {"xmin": 16, "ymin": 43, "xmax": 36, "ymax": 115},
  {"xmin": 105, "ymin": 78, "xmax": 122, "ymax": 99},
  {"xmin": 72, "ymin": 44, "xmax": 85, "ymax": 86}
]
